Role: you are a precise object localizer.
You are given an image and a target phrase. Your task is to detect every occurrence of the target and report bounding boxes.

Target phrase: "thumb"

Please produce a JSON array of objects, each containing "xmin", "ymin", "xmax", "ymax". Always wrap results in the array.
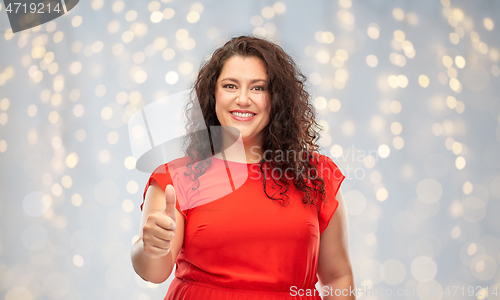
[{"xmin": 164, "ymin": 184, "xmax": 177, "ymax": 222}]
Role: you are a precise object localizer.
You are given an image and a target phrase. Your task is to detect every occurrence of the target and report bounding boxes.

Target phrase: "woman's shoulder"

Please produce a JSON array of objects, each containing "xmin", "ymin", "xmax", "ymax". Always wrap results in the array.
[
  {"xmin": 308, "ymin": 152, "xmax": 343, "ymax": 180},
  {"xmin": 308, "ymin": 151, "xmax": 334, "ymax": 165},
  {"xmin": 168, "ymin": 155, "xmax": 192, "ymax": 168},
  {"xmin": 151, "ymin": 155, "xmax": 192, "ymax": 175}
]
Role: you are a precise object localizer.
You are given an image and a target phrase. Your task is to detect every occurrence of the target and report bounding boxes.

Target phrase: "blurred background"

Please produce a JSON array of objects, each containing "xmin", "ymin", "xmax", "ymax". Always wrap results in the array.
[{"xmin": 1, "ymin": 0, "xmax": 500, "ymax": 299}]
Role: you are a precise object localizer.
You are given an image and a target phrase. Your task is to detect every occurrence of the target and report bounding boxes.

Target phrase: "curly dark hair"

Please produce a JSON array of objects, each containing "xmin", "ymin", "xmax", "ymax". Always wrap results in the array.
[{"xmin": 181, "ymin": 35, "xmax": 326, "ymax": 207}]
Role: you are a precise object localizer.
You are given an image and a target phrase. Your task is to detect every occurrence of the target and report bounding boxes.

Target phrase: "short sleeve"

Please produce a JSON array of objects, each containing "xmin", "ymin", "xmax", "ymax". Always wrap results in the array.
[
  {"xmin": 317, "ymin": 155, "xmax": 345, "ymax": 235},
  {"xmin": 141, "ymin": 163, "xmax": 188, "ymax": 221}
]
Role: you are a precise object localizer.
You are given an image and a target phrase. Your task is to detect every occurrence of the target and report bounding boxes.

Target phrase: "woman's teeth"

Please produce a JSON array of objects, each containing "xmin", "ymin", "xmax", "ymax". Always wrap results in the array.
[{"xmin": 231, "ymin": 112, "xmax": 255, "ymax": 117}]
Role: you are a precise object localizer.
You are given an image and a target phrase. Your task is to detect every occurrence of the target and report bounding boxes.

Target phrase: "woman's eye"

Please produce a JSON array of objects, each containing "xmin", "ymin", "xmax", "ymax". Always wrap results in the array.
[
  {"xmin": 223, "ymin": 84, "xmax": 236, "ymax": 89},
  {"xmin": 253, "ymin": 86, "xmax": 265, "ymax": 91}
]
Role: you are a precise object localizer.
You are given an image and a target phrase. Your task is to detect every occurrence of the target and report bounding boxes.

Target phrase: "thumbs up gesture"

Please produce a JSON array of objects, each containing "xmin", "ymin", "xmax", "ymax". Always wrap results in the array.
[{"xmin": 142, "ymin": 185, "xmax": 177, "ymax": 259}]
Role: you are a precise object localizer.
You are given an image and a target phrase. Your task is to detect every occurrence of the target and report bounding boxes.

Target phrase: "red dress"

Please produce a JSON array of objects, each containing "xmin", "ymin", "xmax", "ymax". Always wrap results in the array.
[{"xmin": 140, "ymin": 153, "xmax": 345, "ymax": 299}]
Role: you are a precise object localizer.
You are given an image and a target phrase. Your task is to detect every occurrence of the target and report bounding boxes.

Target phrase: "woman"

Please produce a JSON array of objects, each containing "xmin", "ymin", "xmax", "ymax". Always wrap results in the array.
[{"xmin": 131, "ymin": 36, "xmax": 355, "ymax": 299}]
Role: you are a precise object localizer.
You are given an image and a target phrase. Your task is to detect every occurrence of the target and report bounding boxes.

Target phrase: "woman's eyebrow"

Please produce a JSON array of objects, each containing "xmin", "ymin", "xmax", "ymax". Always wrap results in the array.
[
  {"xmin": 220, "ymin": 78, "xmax": 267, "ymax": 83},
  {"xmin": 250, "ymin": 79, "xmax": 267, "ymax": 83}
]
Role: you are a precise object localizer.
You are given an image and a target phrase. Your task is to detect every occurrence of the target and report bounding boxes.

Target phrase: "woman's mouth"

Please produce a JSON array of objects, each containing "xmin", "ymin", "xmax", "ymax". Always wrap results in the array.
[{"xmin": 230, "ymin": 111, "xmax": 256, "ymax": 121}]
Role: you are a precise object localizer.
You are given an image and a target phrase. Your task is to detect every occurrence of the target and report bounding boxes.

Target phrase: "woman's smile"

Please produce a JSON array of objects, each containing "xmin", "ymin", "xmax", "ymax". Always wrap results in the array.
[{"xmin": 229, "ymin": 110, "xmax": 257, "ymax": 121}]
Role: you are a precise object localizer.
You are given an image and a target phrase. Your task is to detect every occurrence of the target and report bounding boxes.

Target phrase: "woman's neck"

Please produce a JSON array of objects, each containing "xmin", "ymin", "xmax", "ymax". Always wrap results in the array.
[{"xmin": 217, "ymin": 129, "xmax": 263, "ymax": 164}]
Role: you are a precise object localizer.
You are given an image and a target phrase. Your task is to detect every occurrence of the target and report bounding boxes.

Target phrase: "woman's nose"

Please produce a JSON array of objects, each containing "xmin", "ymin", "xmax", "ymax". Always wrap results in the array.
[{"xmin": 235, "ymin": 90, "xmax": 251, "ymax": 106}]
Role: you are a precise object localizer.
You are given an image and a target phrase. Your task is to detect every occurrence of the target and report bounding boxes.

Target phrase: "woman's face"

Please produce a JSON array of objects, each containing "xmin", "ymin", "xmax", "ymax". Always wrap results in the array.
[{"xmin": 215, "ymin": 55, "xmax": 271, "ymax": 148}]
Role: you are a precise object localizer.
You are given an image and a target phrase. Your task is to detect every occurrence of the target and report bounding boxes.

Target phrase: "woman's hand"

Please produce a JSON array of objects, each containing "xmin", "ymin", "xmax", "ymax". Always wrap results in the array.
[
  {"xmin": 141, "ymin": 185, "xmax": 177, "ymax": 259},
  {"xmin": 131, "ymin": 181, "xmax": 185, "ymax": 284}
]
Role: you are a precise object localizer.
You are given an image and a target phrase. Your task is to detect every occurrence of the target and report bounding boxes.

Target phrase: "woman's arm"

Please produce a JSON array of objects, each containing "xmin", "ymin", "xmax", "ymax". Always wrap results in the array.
[
  {"xmin": 130, "ymin": 181, "xmax": 185, "ymax": 284},
  {"xmin": 317, "ymin": 189, "xmax": 356, "ymax": 299}
]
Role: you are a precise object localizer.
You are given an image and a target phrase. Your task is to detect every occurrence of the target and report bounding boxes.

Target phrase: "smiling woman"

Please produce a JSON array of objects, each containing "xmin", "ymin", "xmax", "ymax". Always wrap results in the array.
[{"xmin": 131, "ymin": 36, "xmax": 354, "ymax": 300}]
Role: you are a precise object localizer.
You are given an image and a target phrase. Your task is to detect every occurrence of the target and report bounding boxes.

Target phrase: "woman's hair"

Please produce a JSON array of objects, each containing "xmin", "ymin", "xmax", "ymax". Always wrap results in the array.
[{"xmin": 182, "ymin": 35, "xmax": 326, "ymax": 207}]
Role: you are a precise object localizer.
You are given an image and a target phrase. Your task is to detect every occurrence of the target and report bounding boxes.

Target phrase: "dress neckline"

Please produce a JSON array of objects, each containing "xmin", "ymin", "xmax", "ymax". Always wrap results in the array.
[{"xmin": 211, "ymin": 156, "xmax": 260, "ymax": 165}]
